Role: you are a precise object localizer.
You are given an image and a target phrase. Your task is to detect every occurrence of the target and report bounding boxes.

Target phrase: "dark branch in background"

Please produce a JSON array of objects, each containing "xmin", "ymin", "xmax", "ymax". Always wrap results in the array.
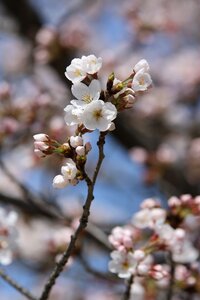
[
  {"xmin": 123, "ymin": 275, "xmax": 134, "ymax": 300},
  {"xmin": 0, "ymin": 192, "xmax": 58, "ymax": 219},
  {"xmin": 0, "ymin": 268, "xmax": 37, "ymax": 300},
  {"xmin": 39, "ymin": 132, "xmax": 106, "ymax": 300}
]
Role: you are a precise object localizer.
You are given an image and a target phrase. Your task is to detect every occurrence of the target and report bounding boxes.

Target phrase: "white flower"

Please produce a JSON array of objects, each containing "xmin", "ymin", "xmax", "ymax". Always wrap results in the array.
[
  {"xmin": 132, "ymin": 208, "xmax": 166, "ymax": 229},
  {"xmin": 109, "ymin": 250, "xmax": 136, "ymax": 278},
  {"xmin": 132, "ymin": 69, "xmax": 152, "ymax": 92},
  {"xmin": 82, "ymin": 54, "xmax": 102, "ymax": 74},
  {"xmin": 65, "ymin": 58, "xmax": 86, "ymax": 84},
  {"xmin": 80, "ymin": 100, "xmax": 117, "ymax": 131},
  {"xmin": 69, "ymin": 136, "xmax": 83, "ymax": 148},
  {"xmin": 134, "ymin": 59, "xmax": 150, "ymax": 73},
  {"xmin": 71, "ymin": 80, "xmax": 101, "ymax": 107},
  {"xmin": 155, "ymin": 223, "xmax": 175, "ymax": 244},
  {"xmin": 61, "ymin": 159, "xmax": 77, "ymax": 180},
  {"xmin": 53, "ymin": 175, "xmax": 68, "ymax": 189},
  {"xmin": 132, "ymin": 209, "xmax": 151, "ymax": 229},
  {"xmin": 64, "ymin": 104, "xmax": 83, "ymax": 126},
  {"xmin": 65, "ymin": 55, "xmax": 102, "ymax": 84},
  {"xmin": 0, "ymin": 208, "xmax": 18, "ymax": 265}
]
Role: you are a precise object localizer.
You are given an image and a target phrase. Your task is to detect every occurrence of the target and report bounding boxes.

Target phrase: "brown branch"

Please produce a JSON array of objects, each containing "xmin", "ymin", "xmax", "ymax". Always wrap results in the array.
[
  {"xmin": 0, "ymin": 268, "xmax": 38, "ymax": 300},
  {"xmin": 123, "ymin": 275, "xmax": 134, "ymax": 300},
  {"xmin": 39, "ymin": 132, "xmax": 106, "ymax": 300}
]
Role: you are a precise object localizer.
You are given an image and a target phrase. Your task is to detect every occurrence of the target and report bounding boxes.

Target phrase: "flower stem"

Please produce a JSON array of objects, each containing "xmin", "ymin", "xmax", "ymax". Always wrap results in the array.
[{"xmin": 39, "ymin": 132, "xmax": 106, "ymax": 300}]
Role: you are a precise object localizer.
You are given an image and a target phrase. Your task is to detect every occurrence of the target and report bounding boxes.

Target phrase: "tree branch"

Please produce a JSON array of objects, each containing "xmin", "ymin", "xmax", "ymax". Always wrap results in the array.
[
  {"xmin": 123, "ymin": 275, "xmax": 134, "ymax": 300},
  {"xmin": 39, "ymin": 132, "xmax": 106, "ymax": 300},
  {"xmin": 0, "ymin": 268, "xmax": 37, "ymax": 300}
]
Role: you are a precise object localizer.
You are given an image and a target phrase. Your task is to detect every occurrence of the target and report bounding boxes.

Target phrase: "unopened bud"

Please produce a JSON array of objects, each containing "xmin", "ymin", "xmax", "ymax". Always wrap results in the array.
[
  {"xmin": 33, "ymin": 133, "xmax": 49, "ymax": 142},
  {"xmin": 76, "ymin": 146, "xmax": 85, "ymax": 156},
  {"xmin": 70, "ymin": 136, "xmax": 83, "ymax": 148}
]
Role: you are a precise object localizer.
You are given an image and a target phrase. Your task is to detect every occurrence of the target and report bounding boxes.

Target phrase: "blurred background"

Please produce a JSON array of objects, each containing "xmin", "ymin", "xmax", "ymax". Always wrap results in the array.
[{"xmin": 0, "ymin": 0, "xmax": 200, "ymax": 299}]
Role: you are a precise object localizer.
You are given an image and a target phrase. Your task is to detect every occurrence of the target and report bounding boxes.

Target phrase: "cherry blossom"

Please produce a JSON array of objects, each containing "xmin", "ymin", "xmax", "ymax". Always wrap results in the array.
[
  {"xmin": 80, "ymin": 100, "xmax": 117, "ymax": 131},
  {"xmin": 132, "ymin": 68, "xmax": 152, "ymax": 92},
  {"xmin": 71, "ymin": 79, "xmax": 101, "ymax": 107}
]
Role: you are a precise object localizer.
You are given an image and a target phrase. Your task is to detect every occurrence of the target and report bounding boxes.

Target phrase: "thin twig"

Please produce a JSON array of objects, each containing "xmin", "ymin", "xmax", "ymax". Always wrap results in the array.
[
  {"xmin": 0, "ymin": 268, "xmax": 37, "ymax": 300},
  {"xmin": 39, "ymin": 132, "xmax": 106, "ymax": 300},
  {"xmin": 123, "ymin": 275, "xmax": 134, "ymax": 300}
]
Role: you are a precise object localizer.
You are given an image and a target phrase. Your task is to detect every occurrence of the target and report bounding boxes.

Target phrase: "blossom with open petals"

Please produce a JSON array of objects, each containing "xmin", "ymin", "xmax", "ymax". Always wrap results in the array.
[
  {"xmin": 61, "ymin": 159, "xmax": 77, "ymax": 180},
  {"xmin": 64, "ymin": 104, "xmax": 83, "ymax": 126},
  {"xmin": 80, "ymin": 100, "xmax": 117, "ymax": 131},
  {"xmin": 71, "ymin": 79, "xmax": 101, "ymax": 107},
  {"xmin": 82, "ymin": 54, "xmax": 102, "ymax": 74},
  {"xmin": 65, "ymin": 58, "xmax": 86, "ymax": 84},
  {"xmin": 132, "ymin": 69, "xmax": 152, "ymax": 92},
  {"xmin": 65, "ymin": 55, "xmax": 102, "ymax": 84},
  {"xmin": 109, "ymin": 250, "xmax": 136, "ymax": 278}
]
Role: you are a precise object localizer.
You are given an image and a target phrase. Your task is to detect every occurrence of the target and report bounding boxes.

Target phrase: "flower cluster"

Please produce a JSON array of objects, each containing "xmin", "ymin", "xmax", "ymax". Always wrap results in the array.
[
  {"xmin": 33, "ymin": 54, "xmax": 152, "ymax": 189},
  {"xmin": 0, "ymin": 208, "xmax": 18, "ymax": 265},
  {"xmin": 108, "ymin": 194, "xmax": 200, "ymax": 294}
]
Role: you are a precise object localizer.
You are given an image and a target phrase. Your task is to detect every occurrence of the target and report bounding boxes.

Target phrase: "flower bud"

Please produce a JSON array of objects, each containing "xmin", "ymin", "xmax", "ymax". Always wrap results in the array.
[
  {"xmin": 33, "ymin": 133, "xmax": 49, "ymax": 142},
  {"xmin": 76, "ymin": 146, "xmax": 85, "ymax": 156},
  {"xmin": 70, "ymin": 136, "xmax": 83, "ymax": 148},
  {"xmin": 53, "ymin": 175, "xmax": 68, "ymax": 189}
]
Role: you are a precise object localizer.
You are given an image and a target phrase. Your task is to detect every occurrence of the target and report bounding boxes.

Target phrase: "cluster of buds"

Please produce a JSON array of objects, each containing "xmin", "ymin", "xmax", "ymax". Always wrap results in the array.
[
  {"xmin": 33, "ymin": 133, "xmax": 57, "ymax": 157},
  {"xmin": 0, "ymin": 208, "xmax": 18, "ymax": 265},
  {"xmin": 33, "ymin": 54, "xmax": 152, "ymax": 189},
  {"xmin": 108, "ymin": 195, "xmax": 200, "ymax": 284}
]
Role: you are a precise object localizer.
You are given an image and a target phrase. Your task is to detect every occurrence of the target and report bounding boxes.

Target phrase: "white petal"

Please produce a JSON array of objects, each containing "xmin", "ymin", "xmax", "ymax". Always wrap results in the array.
[
  {"xmin": 71, "ymin": 82, "xmax": 89, "ymax": 100},
  {"xmin": 134, "ymin": 59, "xmax": 150, "ymax": 73},
  {"xmin": 89, "ymin": 79, "xmax": 101, "ymax": 100}
]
